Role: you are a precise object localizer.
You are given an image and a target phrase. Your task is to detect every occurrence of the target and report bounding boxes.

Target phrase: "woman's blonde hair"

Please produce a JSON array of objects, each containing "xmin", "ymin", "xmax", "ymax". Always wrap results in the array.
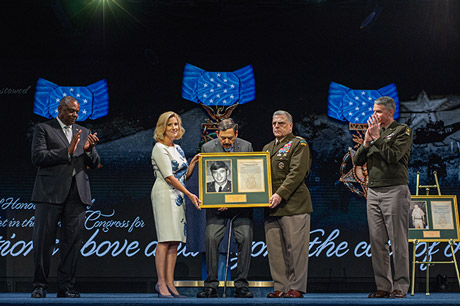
[{"xmin": 153, "ymin": 111, "xmax": 185, "ymax": 141}]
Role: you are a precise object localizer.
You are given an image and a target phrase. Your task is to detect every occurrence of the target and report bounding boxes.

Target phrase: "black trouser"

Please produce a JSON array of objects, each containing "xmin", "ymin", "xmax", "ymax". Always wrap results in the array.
[
  {"xmin": 33, "ymin": 178, "xmax": 86, "ymax": 290},
  {"xmin": 204, "ymin": 215, "xmax": 253, "ymax": 289}
]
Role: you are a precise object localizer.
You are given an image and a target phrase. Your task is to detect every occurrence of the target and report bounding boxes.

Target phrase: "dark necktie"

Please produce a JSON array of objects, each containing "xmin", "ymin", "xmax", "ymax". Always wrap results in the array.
[{"xmin": 218, "ymin": 186, "xmax": 222, "ymax": 192}]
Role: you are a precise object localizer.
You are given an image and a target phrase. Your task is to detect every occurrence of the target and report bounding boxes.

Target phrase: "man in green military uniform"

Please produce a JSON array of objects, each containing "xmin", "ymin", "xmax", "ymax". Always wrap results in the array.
[
  {"xmin": 353, "ymin": 96, "xmax": 413, "ymax": 299},
  {"xmin": 263, "ymin": 110, "xmax": 312, "ymax": 299}
]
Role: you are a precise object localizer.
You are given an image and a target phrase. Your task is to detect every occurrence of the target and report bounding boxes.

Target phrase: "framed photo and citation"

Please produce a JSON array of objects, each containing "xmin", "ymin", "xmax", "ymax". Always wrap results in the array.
[
  {"xmin": 408, "ymin": 195, "xmax": 460, "ymax": 242},
  {"xmin": 198, "ymin": 152, "xmax": 272, "ymax": 208}
]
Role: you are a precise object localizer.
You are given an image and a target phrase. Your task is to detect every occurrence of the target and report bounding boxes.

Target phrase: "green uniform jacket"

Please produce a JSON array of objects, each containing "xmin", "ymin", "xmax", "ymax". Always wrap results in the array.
[
  {"xmin": 353, "ymin": 121, "xmax": 413, "ymax": 188},
  {"xmin": 263, "ymin": 133, "xmax": 313, "ymax": 217}
]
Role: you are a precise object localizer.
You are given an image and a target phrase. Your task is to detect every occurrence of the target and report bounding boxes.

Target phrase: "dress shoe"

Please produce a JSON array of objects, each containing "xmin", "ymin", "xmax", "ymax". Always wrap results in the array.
[
  {"xmin": 167, "ymin": 285, "xmax": 187, "ymax": 298},
  {"xmin": 31, "ymin": 286, "xmax": 46, "ymax": 298},
  {"xmin": 197, "ymin": 287, "xmax": 218, "ymax": 298},
  {"xmin": 234, "ymin": 287, "xmax": 253, "ymax": 298},
  {"xmin": 155, "ymin": 284, "xmax": 173, "ymax": 298},
  {"xmin": 282, "ymin": 290, "xmax": 304, "ymax": 298},
  {"xmin": 390, "ymin": 290, "xmax": 407, "ymax": 298},
  {"xmin": 57, "ymin": 288, "xmax": 80, "ymax": 298},
  {"xmin": 267, "ymin": 290, "xmax": 284, "ymax": 298},
  {"xmin": 368, "ymin": 290, "xmax": 390, "ymax": 298}
]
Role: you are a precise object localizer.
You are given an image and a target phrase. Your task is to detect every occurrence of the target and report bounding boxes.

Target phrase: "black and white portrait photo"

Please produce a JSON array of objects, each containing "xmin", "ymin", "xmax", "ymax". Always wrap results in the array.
[{"xmin": 206, "ymin": 160, "xmax": 232, "ymax": 193}]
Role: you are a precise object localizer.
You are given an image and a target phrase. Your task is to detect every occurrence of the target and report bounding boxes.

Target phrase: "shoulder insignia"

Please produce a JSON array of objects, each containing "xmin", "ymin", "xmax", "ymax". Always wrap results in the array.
[
  {"xmin": 405, "ymin": 126, "xmax": 411, "ymax": 136},
  {"xmin": 295, "ymin": 136, "xmax": 307, "ymax": 145}
]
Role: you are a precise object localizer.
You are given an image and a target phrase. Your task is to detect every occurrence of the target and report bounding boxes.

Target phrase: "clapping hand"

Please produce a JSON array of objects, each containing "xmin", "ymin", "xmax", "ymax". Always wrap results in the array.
[
  {"xmin": 68, "ymin": 130, "xmax": 82, "ymax": 155},
  {"xmin": 84, "ymin": 132, "xmax": 99, "ymax": 152},
  {"xmin": 367, "ymin": 114, "xmax": 380, "ymax": 139},
  {"xmin": 364, "ymin": 115, "xmax": 380, "ymax": 147}
]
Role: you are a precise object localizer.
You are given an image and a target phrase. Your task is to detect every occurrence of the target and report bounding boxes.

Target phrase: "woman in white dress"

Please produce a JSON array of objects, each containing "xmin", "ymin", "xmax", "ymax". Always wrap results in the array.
[{"xmin": 151, "ymin": 111, "xmax": 200, "ymax": 298}]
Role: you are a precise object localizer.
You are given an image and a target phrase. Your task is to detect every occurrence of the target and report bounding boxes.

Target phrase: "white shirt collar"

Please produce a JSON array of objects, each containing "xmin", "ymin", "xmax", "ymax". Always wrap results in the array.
[
  {"xmin": 56, "ymin": 117, "xmax": 71, "ymax": 130},
  {"xmin": 214, "ymin": 180, "xmax": 228, "ymax": 191}
]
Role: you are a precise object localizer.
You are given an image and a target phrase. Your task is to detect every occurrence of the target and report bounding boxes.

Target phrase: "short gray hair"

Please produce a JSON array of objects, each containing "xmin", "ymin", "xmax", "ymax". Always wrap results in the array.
[
  {"xmin": 273, "ymin": 110, "xmax": 293, "ymax": 123},
  {"xmin": 218, "ymin": 118, "xmax": 238, "ymax": 133},
  {"xmin": 374, "ymin": 96, "xmax": 396, "ymax": 110}
]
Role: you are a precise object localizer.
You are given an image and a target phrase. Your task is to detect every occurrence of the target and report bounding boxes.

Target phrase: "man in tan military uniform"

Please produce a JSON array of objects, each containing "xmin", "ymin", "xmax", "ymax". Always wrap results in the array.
[
  {"xmin": 263, "ymin": 110, "xmax": 312, "ymax": 299},
  {"xmin": 353, "ymin": 96, "xmax": 413, "ymax": 299}
]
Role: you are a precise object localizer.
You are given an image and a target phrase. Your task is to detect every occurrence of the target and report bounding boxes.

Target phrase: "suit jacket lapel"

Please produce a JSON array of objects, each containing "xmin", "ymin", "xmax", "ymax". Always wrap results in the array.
[
  {"xmin": 267, "ymin": 141, "xmax": 277, "ymax": 158},
  {"xmin": 52, "ymin": 118, "xmax": 70, "ymax": 146},
  {"xmin": 234, "ymin": 138, "xmax": 241, "ymax": 152},
  {"xmin": 214, "ymin": 141, "xmax": 225, "ymax": 152},
  {"xmin": 224, "ymin": 180, "xmax": 231, "ymax": 191}
]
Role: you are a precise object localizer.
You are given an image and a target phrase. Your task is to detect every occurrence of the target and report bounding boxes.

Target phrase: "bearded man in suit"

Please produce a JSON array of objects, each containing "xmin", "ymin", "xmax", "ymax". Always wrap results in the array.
[
  {"xmin": 197, "ymin": 118, "xmax": 254, "ymax": 298},
  {"xmin": 31, "ymin": 96, "xmax": 100, "ymax": 298}
]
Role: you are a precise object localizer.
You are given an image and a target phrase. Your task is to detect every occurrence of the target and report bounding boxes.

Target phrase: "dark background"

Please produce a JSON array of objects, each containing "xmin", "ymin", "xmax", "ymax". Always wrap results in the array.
[{"xmin": 1, "ymin": 0, "xmax": 460, "ymax": 293}]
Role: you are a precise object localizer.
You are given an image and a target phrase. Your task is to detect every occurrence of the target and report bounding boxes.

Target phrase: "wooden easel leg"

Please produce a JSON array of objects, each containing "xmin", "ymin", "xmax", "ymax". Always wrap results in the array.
[
  {"xmin": 449, "ymin": 239, "xmax": 460, "ymax": 290},
  {"xmin": 411, "ymin": 240, "xmax": 418, "ymax": 296}
]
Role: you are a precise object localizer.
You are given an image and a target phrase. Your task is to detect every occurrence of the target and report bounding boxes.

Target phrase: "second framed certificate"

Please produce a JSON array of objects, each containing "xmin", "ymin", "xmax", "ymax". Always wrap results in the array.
[
  {"xmin": 198, "ymin": 152, "xmax": 272, "ymax": 208},
  {"xmin": 408, "ymin": 195, "xmax": 460, "ymax": 242}
]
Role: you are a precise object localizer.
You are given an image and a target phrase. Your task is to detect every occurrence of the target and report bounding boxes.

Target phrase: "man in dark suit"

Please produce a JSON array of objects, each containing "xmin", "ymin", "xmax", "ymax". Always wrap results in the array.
[
  {"xmin": 206, "ymin": 161, "xmax": 232, "ymax": 193},
  {"xmin": 197, "ymin": 118, "xmax": 254, "ymax": 298},
  {"xmin": 31, "ymin": 96, "xmax": 100, "ymax": 298}
]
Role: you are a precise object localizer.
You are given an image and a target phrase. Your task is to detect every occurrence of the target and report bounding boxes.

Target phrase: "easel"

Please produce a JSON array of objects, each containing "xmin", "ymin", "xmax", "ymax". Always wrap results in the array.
[
  {"xmin": 415, "ymin": 170, "xmax": 441, "ymax": 196},
  {"xmin": 411, "ymin": 171, "xmax": 460, "ymax": 296}
]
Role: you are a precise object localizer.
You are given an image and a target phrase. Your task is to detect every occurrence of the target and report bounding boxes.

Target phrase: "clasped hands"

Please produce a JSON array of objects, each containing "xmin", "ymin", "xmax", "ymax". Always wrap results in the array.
[
  {"xmin": 364, "ymin": 114, "xmax": 380, "ymax": 147},
  {"xmin": 68, "ymin": 130, "xmax": 99, "ymax": 155}
]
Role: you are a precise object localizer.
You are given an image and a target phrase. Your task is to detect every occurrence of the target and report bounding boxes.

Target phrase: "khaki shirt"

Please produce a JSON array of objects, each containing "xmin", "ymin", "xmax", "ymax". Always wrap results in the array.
[
  {"xmin": 263, "ymin": 133, "xmax": 313, "ymax": 216},
  {"xmin": 353, "ymin": 121, "xmax": 413, "ymax": 188}
]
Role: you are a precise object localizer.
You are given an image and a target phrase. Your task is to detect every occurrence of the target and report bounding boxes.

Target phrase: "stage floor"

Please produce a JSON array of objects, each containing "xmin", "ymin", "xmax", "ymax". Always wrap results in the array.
[{"xmin": 1, "ymin": 293, "xmax": 459, "ymax": 306}]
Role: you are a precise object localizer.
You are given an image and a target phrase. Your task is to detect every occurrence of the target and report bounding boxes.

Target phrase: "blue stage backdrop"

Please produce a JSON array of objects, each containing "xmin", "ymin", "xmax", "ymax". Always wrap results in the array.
[
  {"xmin": 1, "ymin": 90, "xmax": 460, "ymax": 292},
  {"xmin": 2, "ymin": 0, "xmax": 460, "ymax": 293}
]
